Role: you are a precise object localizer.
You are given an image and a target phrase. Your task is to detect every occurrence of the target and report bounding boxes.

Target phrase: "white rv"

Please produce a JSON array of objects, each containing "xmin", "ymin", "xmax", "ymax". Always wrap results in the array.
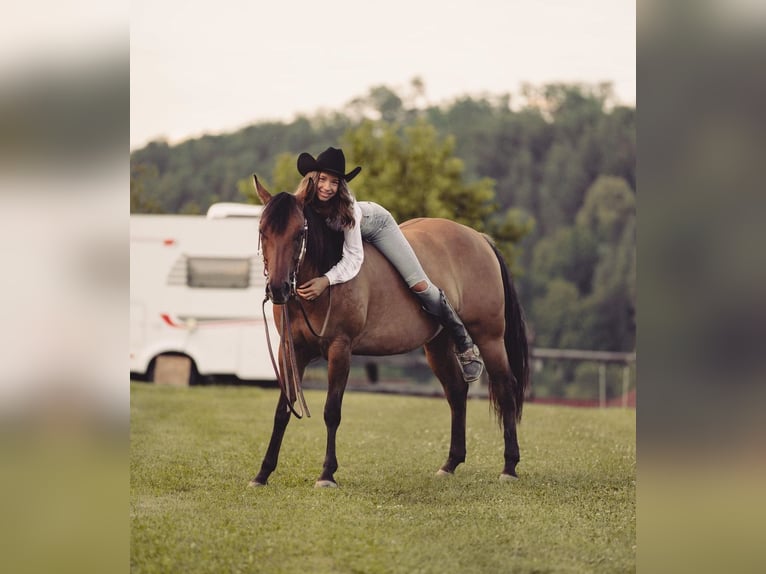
[{"xmin": 130, "ymin": 203, "xmax": 280, "ymax": 385}]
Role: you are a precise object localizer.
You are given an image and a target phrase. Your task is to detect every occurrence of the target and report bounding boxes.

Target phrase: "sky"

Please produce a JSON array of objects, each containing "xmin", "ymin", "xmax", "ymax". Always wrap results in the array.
[{"xmin": 130, "ymin": 0, "xmax": 635, "ymax": 150}]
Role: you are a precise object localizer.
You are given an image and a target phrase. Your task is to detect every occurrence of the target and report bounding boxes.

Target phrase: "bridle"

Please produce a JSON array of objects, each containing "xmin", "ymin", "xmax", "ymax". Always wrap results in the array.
[
  {"xmin": 258, "ymin": 215, "xmax": 332, "ymax": 419},
  {"xmin": 260, "ymin": 218, "xmax": 308, "ymax": 301},
  {"xmin": 289, "ymin": 219, "xmax": 308, "ymax": 298}
]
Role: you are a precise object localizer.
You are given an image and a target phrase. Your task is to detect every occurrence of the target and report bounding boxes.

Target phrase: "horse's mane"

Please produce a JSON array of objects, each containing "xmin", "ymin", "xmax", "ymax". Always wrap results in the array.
[
  {"xmin": 261, "ymin": 191, "xmax": 344, "ymax": 275},
  {"xmin": 261, "ymin": 192, "xmax": 295, "ymax": 234}
]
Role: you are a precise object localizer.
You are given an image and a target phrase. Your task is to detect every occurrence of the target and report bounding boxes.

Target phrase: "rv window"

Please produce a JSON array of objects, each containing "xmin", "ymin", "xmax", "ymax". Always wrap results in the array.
[{"xmin": 187, "ymin": 257, "xmax": 251, "ymax": 289}]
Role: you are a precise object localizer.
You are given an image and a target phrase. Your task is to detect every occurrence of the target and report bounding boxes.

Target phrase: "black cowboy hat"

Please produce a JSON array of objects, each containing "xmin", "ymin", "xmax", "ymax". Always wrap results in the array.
[{"xmin": 297, "ymin": 147, "xmax": 362, "ymax": 182}]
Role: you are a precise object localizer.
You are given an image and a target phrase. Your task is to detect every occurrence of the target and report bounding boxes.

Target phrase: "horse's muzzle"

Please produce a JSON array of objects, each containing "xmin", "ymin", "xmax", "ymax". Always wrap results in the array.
[{"xmin": 266, "ymin": 280, "xmax": 292, "ymax": 305}]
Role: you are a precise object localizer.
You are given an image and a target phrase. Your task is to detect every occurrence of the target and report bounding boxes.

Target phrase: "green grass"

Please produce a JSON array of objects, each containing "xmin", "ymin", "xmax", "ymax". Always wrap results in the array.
[{"xmin": 131, "ymin": 383, "xmax": 635, "ymax": 573}]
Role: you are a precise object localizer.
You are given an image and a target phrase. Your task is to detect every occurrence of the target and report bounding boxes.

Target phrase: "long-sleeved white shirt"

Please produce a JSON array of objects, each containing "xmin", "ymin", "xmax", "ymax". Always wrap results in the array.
[{"xmin": 324, "ymin": 201, "xmax": 364, "ymax": 285}]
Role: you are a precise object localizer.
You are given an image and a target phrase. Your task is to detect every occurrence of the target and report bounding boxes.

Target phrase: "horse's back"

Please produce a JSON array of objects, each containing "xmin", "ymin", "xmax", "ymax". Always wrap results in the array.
[
  {"xmin": 346, "ymin": 217, "xmax": 505, "ymax": 355},
  {"xmin": 401, "ymin": 218, "xmax": 503, "ymax": 305}
]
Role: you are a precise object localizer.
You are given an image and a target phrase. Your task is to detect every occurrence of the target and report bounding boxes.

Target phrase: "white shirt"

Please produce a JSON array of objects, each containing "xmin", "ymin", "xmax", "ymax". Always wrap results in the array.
[{"xmin": 324, "ymin": 201, "xmax": 364, "ymax": 285}]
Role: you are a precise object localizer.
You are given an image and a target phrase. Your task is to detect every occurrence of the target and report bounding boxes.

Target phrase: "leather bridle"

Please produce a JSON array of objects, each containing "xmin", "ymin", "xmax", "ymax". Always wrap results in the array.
[{"xmin": 260, "ymin": 218, "xmax": 308, "ymax": 301}]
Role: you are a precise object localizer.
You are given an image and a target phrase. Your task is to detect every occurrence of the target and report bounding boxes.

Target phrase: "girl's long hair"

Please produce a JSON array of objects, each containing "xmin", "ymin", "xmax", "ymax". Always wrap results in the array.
[{"xmin": 295, "ymin": 171, "xmax": 356, "ymax": 230}]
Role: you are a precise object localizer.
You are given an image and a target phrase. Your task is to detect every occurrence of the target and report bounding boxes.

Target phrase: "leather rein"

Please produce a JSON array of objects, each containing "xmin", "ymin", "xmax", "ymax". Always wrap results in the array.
[{"xmin": 259, "ymin": 217, "xmax": 333, "ymax": 419}]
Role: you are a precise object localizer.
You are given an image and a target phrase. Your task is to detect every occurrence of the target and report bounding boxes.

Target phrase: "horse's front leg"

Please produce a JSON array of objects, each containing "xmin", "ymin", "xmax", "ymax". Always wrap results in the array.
[
  {"xmin": 249, "ymin": 391, "xmax": 293, "ymax": 486},
  {"xmin": 250, "ymin": 344, "xmax": 309, "ymax": 487},
  {"xmin": 315, "ymin": 341, "xmax": 351, "ymax": 488}
]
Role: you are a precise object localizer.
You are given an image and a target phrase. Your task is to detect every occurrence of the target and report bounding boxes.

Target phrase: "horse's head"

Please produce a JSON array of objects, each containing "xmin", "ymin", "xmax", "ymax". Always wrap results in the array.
[{"xmin": 253, "ymin": 175, "xmax": 308, "ymax": 304}]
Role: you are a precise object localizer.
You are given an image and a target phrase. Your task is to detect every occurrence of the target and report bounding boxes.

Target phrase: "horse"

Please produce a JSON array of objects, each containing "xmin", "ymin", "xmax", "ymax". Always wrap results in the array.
[{"xmin": 250, "ymin": 175, "xmax": 530, "ymax": 488}]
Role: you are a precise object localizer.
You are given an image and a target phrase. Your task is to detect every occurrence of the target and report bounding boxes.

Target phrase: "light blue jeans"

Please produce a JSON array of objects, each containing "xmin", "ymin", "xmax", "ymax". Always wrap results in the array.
[{"xmin": 358, "ymin": 201, "xmax": 429, "ymax": 288}]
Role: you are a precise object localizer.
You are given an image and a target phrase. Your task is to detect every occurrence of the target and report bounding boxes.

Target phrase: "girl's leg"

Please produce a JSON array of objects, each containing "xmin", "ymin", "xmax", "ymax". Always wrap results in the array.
[
  {"xmin": 364, "ymin": 206, "xmax": 483, "ymax": 382},
  {"xmin": 410, "ymin": 282, "xmax": 483, "ymax": 383}
]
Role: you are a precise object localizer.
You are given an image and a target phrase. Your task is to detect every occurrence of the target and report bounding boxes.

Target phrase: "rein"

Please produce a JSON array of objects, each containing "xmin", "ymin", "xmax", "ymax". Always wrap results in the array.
[
  {"xmin": 262, "ymin": 297, "xmax": 310, "ymax": 419},
  {"xmin": 260, "ymin": 215, "xmax": 333, "ymax": 418},
  {"xmin": 296, "ymin": 289, "xmax": 333, "ymax": 338}
]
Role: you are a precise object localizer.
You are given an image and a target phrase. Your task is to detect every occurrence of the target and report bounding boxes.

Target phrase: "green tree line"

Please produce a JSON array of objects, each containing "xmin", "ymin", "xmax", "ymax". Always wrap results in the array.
[{"xmin": 131, "ymin": 80, "xmax": 635, "ymax": 396}]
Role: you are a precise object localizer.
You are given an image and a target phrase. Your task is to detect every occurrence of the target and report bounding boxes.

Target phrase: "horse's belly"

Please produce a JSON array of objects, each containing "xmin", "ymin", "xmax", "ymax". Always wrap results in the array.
[
  {"xmin": 351, "ymin": 292, "xmax": 440, "ymax": 355},
  {"xmin": 343, "ymin": 230, "xmax": 460, "ymax": 355},
  {"xmin": 352, "ymin": 319, "xmax": 440, "ymax": 356}
]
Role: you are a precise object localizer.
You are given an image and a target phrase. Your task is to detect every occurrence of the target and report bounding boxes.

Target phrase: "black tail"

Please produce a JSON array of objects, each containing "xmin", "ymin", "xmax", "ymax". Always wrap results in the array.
[{"xmin": 486, "ymin": 240, "xmax": 530, "ymax": 423}]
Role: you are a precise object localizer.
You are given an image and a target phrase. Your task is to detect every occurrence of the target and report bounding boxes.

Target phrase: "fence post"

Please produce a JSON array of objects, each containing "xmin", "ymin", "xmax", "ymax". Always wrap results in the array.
[
  {"xmin": 599, "ymin": 363, "xmax": 606, "ymax": 408},
  {"xmin": 622, "ymin": 364, "xmax": 630, "ymax": 408}
]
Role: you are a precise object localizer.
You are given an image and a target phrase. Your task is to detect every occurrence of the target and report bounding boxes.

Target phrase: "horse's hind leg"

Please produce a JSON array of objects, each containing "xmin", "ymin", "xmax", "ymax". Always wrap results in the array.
[
  {"xmin": 250, "ymin": 391, "xmax": 293, "ymax": 486},
  {"xmin": 480, "ymin": 338, "xmax": 521, "ymax": 479},
  {"xmin": 424, "ymin": 336, "xmax": 468, "ymax": 475}
]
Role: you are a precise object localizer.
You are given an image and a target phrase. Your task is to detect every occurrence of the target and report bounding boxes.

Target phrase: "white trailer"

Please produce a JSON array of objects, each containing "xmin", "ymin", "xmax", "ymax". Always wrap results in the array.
[{"xmin": 130, "ymin": 203, "xmax": 279, "ymax": 385}]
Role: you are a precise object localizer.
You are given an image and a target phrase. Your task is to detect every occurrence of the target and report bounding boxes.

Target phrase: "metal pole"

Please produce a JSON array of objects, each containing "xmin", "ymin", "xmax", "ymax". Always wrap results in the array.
[
  {"xmin": 599, "ymin": 363, "xmax": 606, "ymax": 408},
  {"xmin": 622, "ymin": 364, "xmax": 630, "ymax": 408}
]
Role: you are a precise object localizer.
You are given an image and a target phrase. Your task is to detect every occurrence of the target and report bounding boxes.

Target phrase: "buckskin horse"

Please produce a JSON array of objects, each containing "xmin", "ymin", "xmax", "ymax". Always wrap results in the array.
[{"xmin": 250, "ymin": 175, "xmax": 529, "ymax": 487}]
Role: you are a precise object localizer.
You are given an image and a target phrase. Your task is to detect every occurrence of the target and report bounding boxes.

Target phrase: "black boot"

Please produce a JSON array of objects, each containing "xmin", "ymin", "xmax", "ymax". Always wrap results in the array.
[{"xmin": 417, "ymin": 286, "xmax": 484, "ymax": 383}]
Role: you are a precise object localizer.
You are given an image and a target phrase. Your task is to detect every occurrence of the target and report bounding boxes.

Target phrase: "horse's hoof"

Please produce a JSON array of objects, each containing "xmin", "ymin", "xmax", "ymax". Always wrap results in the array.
[
  {"xmin": 314, "ymin": 480, "xmax": 338, "ymax": 489},
  {"xmin": 248, "ymin": 479, "xmax": 267, "ymax": 487},
  {"xmin": 499, "ymin": 473, "xmax": 518, "ymax": 482},
  {"xmin": 435, "ymin": 469, "xmax": 454, "ymax": 477}
]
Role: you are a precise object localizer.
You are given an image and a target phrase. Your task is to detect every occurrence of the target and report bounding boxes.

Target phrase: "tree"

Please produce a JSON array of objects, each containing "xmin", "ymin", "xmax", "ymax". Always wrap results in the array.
[
  {"xmin": 530, "ymin": 279, "xmax": 583, "ymax": 348},
  {"xmin": 526, "ymin": 174, "xmax": 635, "ymax": 357},
  {"xmin": 342, "ymin": 118, "xmax": 531, "ymax": 269},
  {"xmin": 345, "ymin": 85, "xmax": 404, "ymax": 123},
  {"xmin": 485, "ymin": 208, "xmax": 535, "ymax": 276},
  {"xmin": 536, "ymin": 140, "xmax": 589, "ymax": 236},
  {"xmin": 130, "ymin": 163, "xmax": 163, "ymax": 213},
  {"xmin": 581, "ymin": 215, "xmax": 636, "ymax": 351},
  {"xmin": 530, "ymin": 225, "xmax": 599, "ymax": 297},
  {"xmin": 576, "ymin": 176, "xmax": 636, "ymax": 243},
  {"xmin": 571, "ymin": 176, "xmax": 636, "ymax": 351},
  {"xmin": 342, "ymin": 119, "xmax": 492, "ymax": 222}
]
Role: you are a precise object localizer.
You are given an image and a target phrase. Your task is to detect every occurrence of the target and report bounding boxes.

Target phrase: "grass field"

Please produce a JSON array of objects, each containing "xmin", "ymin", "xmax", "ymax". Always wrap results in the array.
[{"xmin": 130, "ymin": 383, "xmax": 635, "ymax": 573}]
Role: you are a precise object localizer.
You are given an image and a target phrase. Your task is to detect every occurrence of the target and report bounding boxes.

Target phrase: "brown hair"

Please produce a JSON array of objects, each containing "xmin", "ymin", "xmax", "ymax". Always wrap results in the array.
[{"xmin": 295, "ymin": 171, "xmax": 356, "ymax": 230}]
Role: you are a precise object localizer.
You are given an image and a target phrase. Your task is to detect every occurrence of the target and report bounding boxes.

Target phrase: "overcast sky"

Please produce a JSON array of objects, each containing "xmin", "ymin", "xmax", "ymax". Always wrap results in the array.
[{"xmin": 130, "ymin": 0, "xmax": 635, "ymax": 150}]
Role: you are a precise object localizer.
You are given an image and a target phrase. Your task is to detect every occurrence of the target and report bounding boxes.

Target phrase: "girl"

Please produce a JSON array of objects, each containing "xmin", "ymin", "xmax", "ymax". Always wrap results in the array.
[{"xmin": 294, "ymin": 147, "xmax": 483, "ymax": 383}]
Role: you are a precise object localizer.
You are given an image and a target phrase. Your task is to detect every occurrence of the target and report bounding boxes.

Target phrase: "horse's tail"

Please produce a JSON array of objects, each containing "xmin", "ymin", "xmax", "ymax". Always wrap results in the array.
[{"xmin": 486, "ymin": 239, "xmax": 530, "ymax": 424}]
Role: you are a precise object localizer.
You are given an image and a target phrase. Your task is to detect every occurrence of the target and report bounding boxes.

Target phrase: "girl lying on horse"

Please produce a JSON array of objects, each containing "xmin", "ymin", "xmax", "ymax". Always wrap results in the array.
[{"xmin": 292, "ymin": 146, "xmax": 483, "ymax": 383}]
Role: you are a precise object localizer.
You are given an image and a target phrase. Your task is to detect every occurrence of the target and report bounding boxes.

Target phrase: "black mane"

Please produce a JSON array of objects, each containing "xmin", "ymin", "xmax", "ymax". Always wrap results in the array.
[
  {"xmin": 260, "ymin": 192, "xmax": 295, "ymax": 235},
  {"xmin": 261, "ymin": 192, "xmax": 344, "ymax": 275}
]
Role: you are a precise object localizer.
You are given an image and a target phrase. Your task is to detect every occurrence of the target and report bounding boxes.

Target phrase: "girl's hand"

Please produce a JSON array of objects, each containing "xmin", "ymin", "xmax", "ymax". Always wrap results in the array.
[{"xmin": 296, "ymin": 276, "xmax": 330, "ymax": 301}]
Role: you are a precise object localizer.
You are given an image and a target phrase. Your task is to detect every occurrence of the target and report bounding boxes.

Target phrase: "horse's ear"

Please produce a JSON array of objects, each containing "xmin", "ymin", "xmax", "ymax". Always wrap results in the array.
[{"xmin": 252, "ymin": 174, "xmax": 271, "ymax": 205}]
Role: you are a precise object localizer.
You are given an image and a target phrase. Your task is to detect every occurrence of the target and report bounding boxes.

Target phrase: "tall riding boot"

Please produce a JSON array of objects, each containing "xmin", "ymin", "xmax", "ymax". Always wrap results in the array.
[{"xmin": 416, "ymin": 285, "xmax": 484, "ymax": 383}]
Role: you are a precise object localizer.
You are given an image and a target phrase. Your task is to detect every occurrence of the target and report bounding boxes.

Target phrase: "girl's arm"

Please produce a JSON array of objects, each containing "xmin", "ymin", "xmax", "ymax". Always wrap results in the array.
[
  {"xmin": 324, "ymin": 202, "xmax": 364, "ymax": 285},
  {"xmin": 297, "ymin": 202, "xmax": 363, "ymax": 299}
]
